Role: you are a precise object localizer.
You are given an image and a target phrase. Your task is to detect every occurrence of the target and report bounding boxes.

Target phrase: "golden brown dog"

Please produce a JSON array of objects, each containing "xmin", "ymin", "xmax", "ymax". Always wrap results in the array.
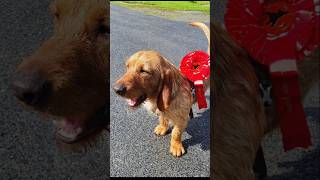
[
  {"xmin": 12, "ymin": 0, "xmax": 109, "ymax": 151},
  {"xmin": 212, "ymin": 21, "xmax": 319, "ymax": 180},
  {"xmin": 114, "ymin": 22, "xmax": 210, "ymax": 157}
]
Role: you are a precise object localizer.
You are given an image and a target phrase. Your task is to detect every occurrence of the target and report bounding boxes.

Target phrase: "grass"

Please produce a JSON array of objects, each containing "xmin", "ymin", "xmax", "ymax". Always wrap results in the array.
[{"xmin": 111, "ymin": 1, "xmax": 210, "ymax": 15}]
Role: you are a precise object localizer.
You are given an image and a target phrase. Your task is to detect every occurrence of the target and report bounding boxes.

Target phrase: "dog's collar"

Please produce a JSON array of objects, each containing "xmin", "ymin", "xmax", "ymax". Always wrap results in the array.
[{"xmin": 249, "ymin": 58, "xmax": 273, "ymax": 107}]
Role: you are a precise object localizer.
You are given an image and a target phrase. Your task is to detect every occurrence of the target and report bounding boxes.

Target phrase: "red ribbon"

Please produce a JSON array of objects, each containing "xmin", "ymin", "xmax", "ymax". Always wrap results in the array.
[
  {"xmin": 271, "ymin": 70, "xmax": 312, "ymax": 151},
  {"xmin": 180, "ymin": 51, "xmax": 210, "ymax": 109}
]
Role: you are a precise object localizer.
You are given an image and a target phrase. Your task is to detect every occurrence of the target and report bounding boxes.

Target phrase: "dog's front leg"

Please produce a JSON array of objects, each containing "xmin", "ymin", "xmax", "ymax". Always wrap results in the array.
[
  {"xmin": 154, "ymin": 115, "xmax": 169, "ymax": 136},
  {"xmin": 170, "ymin": 118, "xmax": 188, "ymax": 157}
]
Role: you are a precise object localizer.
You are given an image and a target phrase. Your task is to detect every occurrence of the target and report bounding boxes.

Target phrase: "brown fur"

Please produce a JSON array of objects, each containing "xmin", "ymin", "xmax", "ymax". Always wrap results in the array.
[
  {"xmin": 13, "ymin": 0, "xmax": 109, "ymax": 151},
  {"xmin": 211, "ymin": 21, "xmax": 319, "ymax": 179},
  {"xmin": 114, "ymin": 51, "xmax": 193, "ymax": 157}
]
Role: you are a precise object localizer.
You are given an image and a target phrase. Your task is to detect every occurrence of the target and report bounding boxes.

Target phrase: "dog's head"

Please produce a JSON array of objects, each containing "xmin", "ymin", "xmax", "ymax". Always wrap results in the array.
[
  {"xmin": 12, "ymin": 0, "xmax": 109, "ymax": 146},
  {"xmin": 113, "ymin": 51, "xmax": 179, "ymax": 111}
]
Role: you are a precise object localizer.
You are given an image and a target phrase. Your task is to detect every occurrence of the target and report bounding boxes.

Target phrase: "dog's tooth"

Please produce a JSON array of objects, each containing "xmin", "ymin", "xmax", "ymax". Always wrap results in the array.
[
  {"xmin": 58, "ymin": 129, "xmax": 76, "ymax": 139},
  {"xmin": 127, "ymin": 99, "xmax": 137, "ymax": 106}
]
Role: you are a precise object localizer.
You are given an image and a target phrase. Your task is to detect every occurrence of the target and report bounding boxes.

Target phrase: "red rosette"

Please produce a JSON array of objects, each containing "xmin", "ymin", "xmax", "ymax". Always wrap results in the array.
[
  {"xmin": 225, "ymin": 0, "xmax": 319, "ymax": 65},
  {"xmin": 225, "ymin": 0, "xmax": 319, "ymax": 151},
  {"xmin": 180, "ymin": 51, "xmax": 210, "ymax": 109},
  {"xmin": 180, "ymin": 51, "xmax": 210, "ymax": 82}
]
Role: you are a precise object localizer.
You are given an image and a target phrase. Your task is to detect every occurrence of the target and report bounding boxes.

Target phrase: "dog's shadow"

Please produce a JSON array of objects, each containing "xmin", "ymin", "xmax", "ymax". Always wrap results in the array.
[
  {"xmin": 266, "ymin": 107, "xmax": 320, "ymax": 180},
  {"xmin": 266, "ymin": 144, "xmax": 320, "ymax": 180},
  {"xmin": 183, "ymin": 108, "xmax": 210, "ymax": 151}
]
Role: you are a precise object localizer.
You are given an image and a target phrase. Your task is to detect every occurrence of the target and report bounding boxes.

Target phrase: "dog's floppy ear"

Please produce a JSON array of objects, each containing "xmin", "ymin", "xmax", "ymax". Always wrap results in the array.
[
  {"xmin": 157, "ymin": 69, "xmax": 172, "ymax": 111},
  {"xmin": 157, "ymin": 63, "xmax": 178, "ymax": 111}
]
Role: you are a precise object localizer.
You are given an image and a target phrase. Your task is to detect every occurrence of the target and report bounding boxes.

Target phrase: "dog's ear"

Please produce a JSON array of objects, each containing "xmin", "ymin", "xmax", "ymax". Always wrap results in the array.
[
  {"xmin": 157, "ymin": 63, "xmax": 179, "ymax": 112},
  {"xmin": 157, "ymin": 69, "xmax": 172, "ymax": 111}
]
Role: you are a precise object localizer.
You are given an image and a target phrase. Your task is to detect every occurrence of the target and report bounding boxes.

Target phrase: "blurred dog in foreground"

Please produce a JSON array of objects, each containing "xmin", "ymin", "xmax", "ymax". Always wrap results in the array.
[{"xmin": 12, "ymin": 0, "xmax": 109, "ymax": 152}]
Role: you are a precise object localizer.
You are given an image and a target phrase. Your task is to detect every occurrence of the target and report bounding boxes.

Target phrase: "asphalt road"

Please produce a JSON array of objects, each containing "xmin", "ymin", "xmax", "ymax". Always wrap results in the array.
[
  {"xmin": 110, "ymin": 5, "xmax": 210, "ymax": 177},
  {"xmin": 0, "ymin": 1, "xmax": 109, "ymax": 179},
  {"xmin": 212, "ymin": 1, "xmax": 320, "ymax": 179}
]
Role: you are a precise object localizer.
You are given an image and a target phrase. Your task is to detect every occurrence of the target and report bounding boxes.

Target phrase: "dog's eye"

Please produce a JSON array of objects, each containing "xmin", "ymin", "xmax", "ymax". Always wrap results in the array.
[{"xmin": 140, "ymin": 69, "xmax": 149, "ymax": 74}]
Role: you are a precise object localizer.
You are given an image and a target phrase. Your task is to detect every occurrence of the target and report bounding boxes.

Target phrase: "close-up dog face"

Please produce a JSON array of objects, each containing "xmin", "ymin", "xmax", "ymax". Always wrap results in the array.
[
  {"xmin": 11, "ymin": 0, "xmax": 109, "ymax": 146},
  {"xmin": 113, "ymin": 51, "xmax": 166, "ymax": 108}
]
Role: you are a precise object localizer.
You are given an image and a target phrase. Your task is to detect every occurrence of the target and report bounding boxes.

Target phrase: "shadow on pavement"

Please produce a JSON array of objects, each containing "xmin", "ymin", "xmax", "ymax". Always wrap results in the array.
[
  {"xmin": 267, "ymin": 107, "xmax": 320, "ymax": 180},
  {"xmin": 267, "ymin": 145, "xmax": 320, "ymax": 180},
  {"xmin": 184, "ymin": 109, "xmax": 210, "ymax": 151}
]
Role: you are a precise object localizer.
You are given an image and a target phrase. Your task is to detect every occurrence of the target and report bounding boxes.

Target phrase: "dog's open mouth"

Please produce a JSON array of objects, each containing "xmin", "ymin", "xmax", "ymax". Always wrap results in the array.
[
  {"xmin": 54, "ymin": 107, "xmax": 107, "ymax": 144},
  {"xmin": 55, "ymin": 116, "xmax": 86, "ymax": 143},
  {"xmin": 126, "ymin": 95, "xmax": 147, "ymax": 107}
]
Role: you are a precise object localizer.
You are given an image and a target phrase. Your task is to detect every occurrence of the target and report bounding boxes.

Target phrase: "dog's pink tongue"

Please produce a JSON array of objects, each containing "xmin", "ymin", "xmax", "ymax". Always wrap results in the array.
[
  {"xmin": 127, "ymin": 98, "xmax": 137, "ymax": 107},
  {"xmin": 57, "ymin": 117, "xmax": 83, "ymax": 140}
]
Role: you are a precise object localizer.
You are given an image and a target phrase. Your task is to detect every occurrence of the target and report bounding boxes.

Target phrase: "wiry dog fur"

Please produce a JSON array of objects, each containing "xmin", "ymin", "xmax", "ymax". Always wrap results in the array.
[
  {"xmin": 12, "ymin": 0, "xmax": 109, "ymax": 152},
  {"xmin": 114, "ymin": 22, "xmax": 210, "ymax": 157},
  {"xmin": 212, "ymin": 21, "xmax": 319, "ymax": 180}
]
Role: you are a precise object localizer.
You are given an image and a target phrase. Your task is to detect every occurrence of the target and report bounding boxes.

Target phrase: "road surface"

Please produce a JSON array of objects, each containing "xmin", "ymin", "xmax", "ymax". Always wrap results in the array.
[{"xmin": 110, "ymin": 5, "xmax": 210, "ymax": 177}]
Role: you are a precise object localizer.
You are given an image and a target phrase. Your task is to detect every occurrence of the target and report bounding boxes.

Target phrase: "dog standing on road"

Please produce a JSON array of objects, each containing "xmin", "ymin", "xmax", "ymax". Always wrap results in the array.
[
  {"xmin": 113, "ymin": 22, "xmax": 210, "ymax": 157},
  {"xmin": 12, "ymin": 0, "xmax": 109, "ymax": 151}
]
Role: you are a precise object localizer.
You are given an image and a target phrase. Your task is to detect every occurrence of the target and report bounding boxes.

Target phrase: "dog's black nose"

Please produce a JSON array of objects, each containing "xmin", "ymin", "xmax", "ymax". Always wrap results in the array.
[
  {"xmin": 12, "ymin": 72, "xmax": 51, "ymax": 105},
  {"xmin": 113, "ymin": 84, "xmax": 126, "ymax": 96}
]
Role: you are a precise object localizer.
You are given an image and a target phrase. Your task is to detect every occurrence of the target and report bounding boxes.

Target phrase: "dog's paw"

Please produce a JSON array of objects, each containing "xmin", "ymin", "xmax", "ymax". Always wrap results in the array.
[
  {"xmin": 170, "ymin": 142, "xmax": 185, "ymax": 157},
  {"xmin": 154, "ymin": 125, "xmax": 168, "ymax": 136}
]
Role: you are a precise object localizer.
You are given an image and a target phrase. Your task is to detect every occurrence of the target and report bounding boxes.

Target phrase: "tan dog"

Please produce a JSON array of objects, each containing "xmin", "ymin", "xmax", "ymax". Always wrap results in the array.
[
  {"xmin": 212, "ymin": 21, "xmax": 319, "ymax": 180},
  {"xmin": 114, "ymin": 22, "xmax": 210, "ymax": 157},
  {"xmin": 12, "ymin": 0, "xmax": 109, "ymax": 151}
]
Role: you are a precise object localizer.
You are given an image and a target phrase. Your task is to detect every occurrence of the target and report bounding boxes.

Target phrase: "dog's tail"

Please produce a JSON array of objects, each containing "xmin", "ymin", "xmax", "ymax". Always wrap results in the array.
[
  {"xmin": 189, "ymin": 22, "xmax": 211, "ymax": 92},
  {"xmin": 189, "ymin": 22, "xmax": 210, "ymax": 55}
]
